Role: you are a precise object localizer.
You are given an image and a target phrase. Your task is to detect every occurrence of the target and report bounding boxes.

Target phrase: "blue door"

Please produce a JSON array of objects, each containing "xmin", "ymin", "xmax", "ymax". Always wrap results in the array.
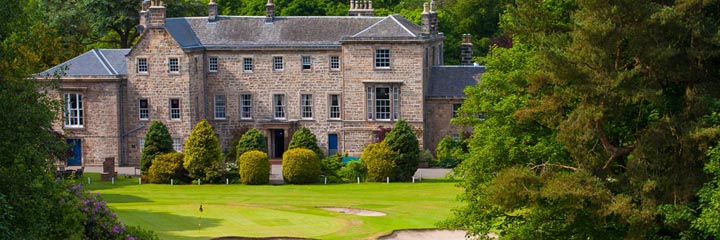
[
  {"xmin": 67, "ymin": 139, "xmax": 82, "ymax": 166},
  {"xmin": 328, "ymin": 134, "xmax": 338, "ymax": 156}
]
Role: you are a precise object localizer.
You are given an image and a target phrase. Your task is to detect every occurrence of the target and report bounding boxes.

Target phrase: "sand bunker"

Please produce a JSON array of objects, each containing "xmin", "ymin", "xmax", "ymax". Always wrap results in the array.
[
  {"xmin": 318, "ymin": 207, "xmax": 387, "ymax": 216},
  {"xmin": 379, "ymin": 229, "xmax": 497, "ymax": 240}
]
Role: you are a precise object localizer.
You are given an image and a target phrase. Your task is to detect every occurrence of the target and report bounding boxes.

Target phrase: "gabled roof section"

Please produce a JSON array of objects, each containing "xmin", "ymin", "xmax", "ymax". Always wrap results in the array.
[
  {"xmin": 37, "ymin": 49, "xmax": 130, "ymax": 77},
  {"xmin": 352, "ymin": 14, "xmax": 420, "ymax": 38},
  {"xmin": 428, "ymin": 65, "xmax": 485, "ymax": 98}
]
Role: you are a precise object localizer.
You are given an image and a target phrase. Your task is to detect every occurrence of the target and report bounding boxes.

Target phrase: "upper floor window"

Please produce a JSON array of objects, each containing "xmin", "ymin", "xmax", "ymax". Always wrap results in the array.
[
  {"xmin": 139, "ymin": 99, "xmax": 149, "ymax": 120},
  {"xmin": 330, "ymin": 56, "xmax": 340, "ymax": 71},
  {"xmin": 63, "ymin": 93, "xmax": 83, "ymax": 127},
  {"xmin": 301, "ymin": 56, "xmax": 311, "ymax": 70},
  {"xmin": 243, "ymin": 58, "xmax": 253, "ymax": 72},
  {"xmin": 137, "ymin": 58, "xmax": 148, "ymax": 73},
  {"xmin": 273, "ymin": 94, "xmax": 286, "ymax": 119},
  {"xmin": 173, "ymin": 138, "xmax": 183, "ymax": 152},
  {"xmin": 452, "ymin": 103, "xmax": 462, "ymax": 118},
  {"xmin": 170, "ymin": 99, "xmax": 181, "ymax": 120},
  {"xmin": 329, "ymin": 94, "xmax": 341, "ymax": 120},
  {"xmin": 366, "ymin": 85, "xmax": 400, "ymax": 121},
  {"xmin": 168, "ymin": 58, "xmax": 179, "ymax": 73},
  {"xmin": 301, "ymin": 94, "xmax": 313, "ymax": 119},
  {"xmin": 209, "ymin": 57, "xmax": 218, "ymax": 72},
  {"xmin": 240, "ymin": 94, "xmax": 252, "ymax": 120},
  {"xmin": 214, "ymin": 95, "xmax": 226, "ymax": 120},
  {"xmin": 273, "ymin": 56, "xmax": 283, "ymax": 71},
  {"xmin": 374, "ymin": 49, "xmax": 390, "ymax": 68}
]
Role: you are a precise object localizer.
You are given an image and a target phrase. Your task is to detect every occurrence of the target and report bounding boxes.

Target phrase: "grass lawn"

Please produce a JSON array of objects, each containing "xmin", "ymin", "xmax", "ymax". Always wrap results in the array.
[{"xmin": 81, "ymin": 173, "xmax": 462, "ymax": 240}]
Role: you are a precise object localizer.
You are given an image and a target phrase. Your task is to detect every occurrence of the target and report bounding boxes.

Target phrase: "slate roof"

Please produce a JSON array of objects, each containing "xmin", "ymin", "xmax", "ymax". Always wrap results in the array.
[
  {"xmin": 427, "ymin": 65, "xmax": 485, "ymax": 98},
  {"xmin": 164, "ymin": 15, "xmax": 423, "ymax": 49},
  {"xmin": 38, "ymin": 49, "xmax": 130, "ymax": 76}
]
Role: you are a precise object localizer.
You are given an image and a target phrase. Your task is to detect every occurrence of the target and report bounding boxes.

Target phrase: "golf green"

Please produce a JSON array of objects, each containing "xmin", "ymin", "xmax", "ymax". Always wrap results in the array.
[{"xmin": 83, "ymin": 174, "xmax": 461, "ymax": 239}]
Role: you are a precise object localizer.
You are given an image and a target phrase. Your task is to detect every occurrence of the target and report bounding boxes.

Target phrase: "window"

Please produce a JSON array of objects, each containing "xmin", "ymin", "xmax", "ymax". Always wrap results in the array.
[
  {"xmin": 374, "ymin": 49, "xmax": 390, "ymax": 68},
  {"xmin": 273, "ymin": 94, "xmax": 286, "ymax": 119},
  {"xmin": 139, "ymin": 99, "xmax": 149, "ymax": 120},
  {"xmin": 243, "ymin": 58, "xmax": 253, "ymax": 72},
  {"xmin": 329, "ymin": 94, "xmax": 341, "ymax": 120},
  {"xmin": 366, "ymin": 86, "xmax": 400, "ymax": 121},
  {"xmin": 173, "ymin": 138, "xmax": 183, "ymax": 152},
  {"xmin": 137, "ymin": 58, "xmax": 148, "ymax": 73},
  {"xmin": 63, "ymin": 93, "xmax": 83, "ymax": 127},
  {"xmin": 170, "ymin": 99, "xmax": 180, "ymax": 120},
  {"xmin": 301, "ymin": 56, "xmax": 311, "ymax": 70},
  {"xmin": 214, "ymin": 95, "xmax": 226, "ymax": 120},
  {"xmin": 273, "ymin": 56, "xmax": 283, "ymax": 71},
  {"xmin": 240, "ymin": 94, "xmax": 252, "ymax": 120},
  {"xmin": 301, "ymin": 94, "xmax": 313, "ymax": 119},
  {"xmin": 452, "ymin": 103, "xmax": 462, "ymax": 118},
  {"xmin": 330, "ymin": 56, "xmax": 340, "ymax": 70},
  {"xmin": 139, "ymin": 138, "xmax": 145, "ymax": 153},
  {"xmin": 209, "ymin": 57, "xmax": 218, "ymax": 72},
  {"xmin": 168, "ymin": 57, "xmax": 179, "ymax": 73}
]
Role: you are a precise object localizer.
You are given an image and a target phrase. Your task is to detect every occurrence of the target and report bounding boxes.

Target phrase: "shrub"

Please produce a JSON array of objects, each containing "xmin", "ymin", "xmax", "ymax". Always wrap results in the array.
[
  {"xmin": 236, "ymin": 129, "xmax": 267, "ymax": 165},
  {"xmin": 282, "ymin": 148, "xmax": 322, "ymax": 184},
  {"xmin": 147, "ymin": 152, "xmax": 188, "ymax": 184},
  {"xmin": 361, "ymin": 142, "xmax": 396, "ymax": 182},
  {"xmin": 339, "ymin": 160, "xmax": 367, "ymax": 183},
  {"xmin": 419, "ymin": 149, "xmax": 434, "ymax": 168},
  {"xmin": 183, "ymin": 119, "xmax": 223, "ymax": 183},
  {"xmin": 436, "ymin": 136, "xmax": 467, "ymax": 168},
  {"xmin": 320, "ymin": 153, "xmax": 343, "ymax": 183},
  {"xmin": 226, "ymin": 126, "xmax": 250, "ymax": 162},
  {"xmin": 140, "ymin": 120, "xmax": 174, "ymax": 173},
  {"xmin": 385, "ymin": 119, "xmax": 420, "ymax": 181},
  {"xmin": 288, "ymin": 127, "xmax": 324, "ymax": 158},
  {"xmin": 239, "ymin": 150, "xmax": 270, "ymax": 185}
]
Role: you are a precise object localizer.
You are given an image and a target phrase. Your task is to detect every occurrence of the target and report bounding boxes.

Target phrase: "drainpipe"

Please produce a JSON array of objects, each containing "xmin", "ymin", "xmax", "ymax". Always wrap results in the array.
[{"xmin": 117, "ymin": 77, "xmax": 125, "ymax": 166}]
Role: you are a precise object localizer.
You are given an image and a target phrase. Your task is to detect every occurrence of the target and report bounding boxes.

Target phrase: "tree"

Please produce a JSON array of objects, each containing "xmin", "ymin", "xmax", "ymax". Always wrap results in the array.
[
  {"xmin": 183, "ymin": 119, "xmax": 223, "ymax": 182},
  {"xmin": 361, "ymin": 142, "xmax": 395, "ymax": 182},
  {"xmin": 140, "ymin": 120, "xmax": 174, "ymax": 173},
  {"xmin": 384, "ymin": 119, "xmax": 420, "ymax": 181},
  {"xmin": 83, "ymin": 0, "xmax": 140, "ymax": 48},
  {"xmin": 288, "ymin": 127, "xmax": 324, "ymax": 159},
  {"xmin": 235, "ymin": 128, "xmax": 267, "ymax": 165}
]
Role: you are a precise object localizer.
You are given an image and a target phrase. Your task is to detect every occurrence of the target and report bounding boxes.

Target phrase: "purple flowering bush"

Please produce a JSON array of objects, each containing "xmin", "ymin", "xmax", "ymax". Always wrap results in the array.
[{"xmin": 68, "ymin": 185, "xmax": 158, "ymax": 240}]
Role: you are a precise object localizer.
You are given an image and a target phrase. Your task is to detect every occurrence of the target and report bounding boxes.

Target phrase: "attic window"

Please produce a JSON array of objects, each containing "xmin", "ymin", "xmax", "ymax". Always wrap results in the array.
[
  {"xmin": 273, "ymin": 56, "xmax": 283, "ymax": 71},
  {"xmin": 301, "ymin": 56, "xmax": 311, "ymax": 70},
  {"xmin": 209, "ymin": 57, "xmax": 218, "ymax": 72}
]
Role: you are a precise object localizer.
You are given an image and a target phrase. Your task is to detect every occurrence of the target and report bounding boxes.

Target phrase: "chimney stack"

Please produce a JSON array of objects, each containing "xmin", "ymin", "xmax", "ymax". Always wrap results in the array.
[
  {"xmin": 148, "ymin": 0, "xmax": 166, "ymax": 28},
  {"xmin": 460, "ymin": 34, "xmax": 474, "ymax": 65},
  {"xmin": 266, "ymin": 0, "xmax": 275, "ymax": 23},
  {"xmin": 349, "ymin": 0, "xmax": 375, "ymax": 16},
  {"xmin": 139, "ymin": 0, "xmax": 151, "ymax": 29},
  {"xmin": 208, "ymin": 0, "xmax": 218, "ymax": 22},
  {"xmin": 421, "ymin": 1, "xmax": 438, "ymax": 35}
]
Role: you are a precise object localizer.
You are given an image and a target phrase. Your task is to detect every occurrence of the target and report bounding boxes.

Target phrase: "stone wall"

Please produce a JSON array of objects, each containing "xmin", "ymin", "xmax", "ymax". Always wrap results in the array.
[{"xmin": 424, "ymin": 98, "xmax": 472, "ymax": 154}]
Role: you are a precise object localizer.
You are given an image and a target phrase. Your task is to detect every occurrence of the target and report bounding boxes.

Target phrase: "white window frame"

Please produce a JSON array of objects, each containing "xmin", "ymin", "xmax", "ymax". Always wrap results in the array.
[
  {"xmin": 170, "ymin": 99, "xmax": 181, "ymax": 120},
  {"xmin": 301, "ymin": 94, "xmax": 313, "ymax": 119},
  {"xmin": 209, "ymin": 57, "xmax": 218, "ymax": 72},
  {"xmin": 137, "ymin": 58, "xmax": 148, "ymax": 73},
  {"xmin": 366, "ymin": 85, "xmax": 400, "ymax": 121},
  {"xmin": 273, "ymin": 94, "xmax": 286, "ymax": 120},
  {"xmin": 214, "ymin": 95, "xmax": 226, "ymax": 120},
  {"xmin": 168, "ymin": 57, "xmax": 179, "ymax": 73},
  {"xmin": 139, "ymin": 138, "xmax": 146, "ymax": 153},
  {"xmin": 63, "ymin": 93, "xmax": 83, "ymax": 128},
  {"xmin": 243, "ymin": 58, "xmax": 253, "ymax": 72},
  {"xmin": 139, "ymin": 99, "xmax": 149, "ymax": 120},
  {"xmin": 374, "ymin": 49, "xmax": 390, "ymax": 69},
  {"xmin": 173, "ymin": 138, "xmax": 183, "ymax": 152},
  {"xmin": 301, "ymin": 56, "xmax": 311, "ymax": 70},
  {"xmin": 330, "ymin": 56, "xmax": 340, "ymax": 71},
  {"xmin": 329, "ymin": 94, "xmax": 341, "ymax": 120},
  {"xmin": 240, "ymin": 94, "xmax": 252, "ymax": 120},
  {"xmin": 273, "ymin": 56, "xmax": 283, "ymax": 71}
]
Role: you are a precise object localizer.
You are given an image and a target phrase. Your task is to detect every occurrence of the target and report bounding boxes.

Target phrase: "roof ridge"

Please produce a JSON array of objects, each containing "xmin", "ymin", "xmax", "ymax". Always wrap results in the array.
[
  {"xmin": 96, "ymin": 50, "xmax": 118, "ymax": 75},
  {"xmin": 389, "ymin": 15, "xmax": 416, "ymax": 37},
  {"xmin": 351, "ymin": 16, "xmax": 387, "ymax": 37},
  {"xmin": 92, "ymin": 49, "xmax": 114, "ymax": 75}
]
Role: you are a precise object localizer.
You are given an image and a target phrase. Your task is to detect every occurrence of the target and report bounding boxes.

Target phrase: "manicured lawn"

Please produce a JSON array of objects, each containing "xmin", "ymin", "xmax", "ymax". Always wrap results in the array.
[{"xmin": 81, "ymin": 173, "xmax": 462, "ymax": 240}]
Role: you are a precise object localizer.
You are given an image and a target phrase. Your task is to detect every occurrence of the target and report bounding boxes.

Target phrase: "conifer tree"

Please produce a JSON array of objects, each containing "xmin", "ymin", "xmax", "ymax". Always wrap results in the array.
[
  {"xmin": 140, "ymin": 120, "xmax": 174, "ymax": 173},
  {"xmin": 183, "ymin": 119, "xmax": 223, "ymax": 182},
  {"xmin": 235, "ymin": 128, "xmax": 267, "ymax": 165},
  {"xmin": 384, "ymin": 119, "xmax": 420, "ymax": 181},
  {"xmin": 288, "ymin": 127, "xmax": 324, "ymax": 159}
]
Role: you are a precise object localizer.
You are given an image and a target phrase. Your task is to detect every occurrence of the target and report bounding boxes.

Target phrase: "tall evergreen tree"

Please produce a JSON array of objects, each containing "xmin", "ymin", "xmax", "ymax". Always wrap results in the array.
[
  {"xmin": 183, "ymin": 119, "xmax": 223, "ymax": 182},
  {"xmin": 288, "ymin": 127, "xmax": 324, "ymax": 159},
  {"xmin": 235, "ymin": 128, "xmax": 267, "ymax": 165},
  {"xmin": 140, "ymin": 120, "xmax": 174, "ymax": 173},
  {"xmin": 384, "ymin": 119, "xmax": 420, "ymax": 181}
]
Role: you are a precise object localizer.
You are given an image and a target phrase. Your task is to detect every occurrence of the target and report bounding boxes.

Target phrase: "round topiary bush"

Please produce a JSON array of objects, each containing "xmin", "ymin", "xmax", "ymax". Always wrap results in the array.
[
  {"xmin": 147, "ymin": 152, "xmax": 187, "ymax": 184},
  {"xmin": 238, "ymin": 150, "xmax": 270, "ymax": 185},
  {"xmin": 282, "ymin": 148, "xmax": 321, "ymax": 184},
  {"xmin": 361, "ymin": 142, "xmax": 396, "ymax": 182}
]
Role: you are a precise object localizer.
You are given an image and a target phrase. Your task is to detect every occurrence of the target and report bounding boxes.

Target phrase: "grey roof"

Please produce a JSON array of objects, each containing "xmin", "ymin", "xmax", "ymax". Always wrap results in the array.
[
  {"xmin": 165, "ymin": 15, "xmax": 422, "ymax": 49},
  {"xmin": 38, "ymin": 49, "xmax": 130, "ymax": 76},
  {"xmin": 428, "ymin": 65, "xmax": 485, "ymax": 98}
]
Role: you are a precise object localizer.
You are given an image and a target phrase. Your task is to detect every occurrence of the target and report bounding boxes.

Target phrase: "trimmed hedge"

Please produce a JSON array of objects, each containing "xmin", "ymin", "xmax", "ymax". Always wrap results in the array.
[
  {"xmin": 238, "ymin": 150, "xmax": 270, "ymax": 185},
  {"xmin": 282, "ymin": 148, "xmax": 321, "ymax": 184},
  {"xmin": 288, "ymin": 127, "xmax": 324, "ymax": 159},
  {"xmin": 361, "ymin": 142, "xmax": 396, "ymax": 182},
  {"xmin": 147, "ymin": 152, "xmax": 188, "ymax": 184}
]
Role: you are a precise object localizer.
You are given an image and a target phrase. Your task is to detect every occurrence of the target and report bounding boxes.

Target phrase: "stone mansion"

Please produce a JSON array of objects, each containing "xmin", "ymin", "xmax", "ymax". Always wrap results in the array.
[{"xmin": 40, "ymin": 0, "xmax": 484, "ymax": 167}]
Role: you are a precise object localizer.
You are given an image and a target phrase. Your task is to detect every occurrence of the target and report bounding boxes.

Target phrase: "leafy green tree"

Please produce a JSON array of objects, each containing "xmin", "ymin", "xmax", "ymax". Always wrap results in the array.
[
  {"xmin": 361, "ymin": 142, "xmax": 395, "ymax": 182},
  {"xmin": 320, "ymin": 153, "xmax": 343, "ymax": 183},
  {"xmin": 183, "ymin": 119, "xmax": 223, "ymax": 182},
  {"xmin": 435, "ymin": 136, "xmax": 466, "ymax": 168},
  {"xmin": 83, "ymin": 0, "xmax": 140, "ymax": 48},
  {"xmin": 695, "ymin": 141, "xmax": 720, "ymax": 238},
  {"xmin": 288, "ymin": 127, "xmax": 324, "ymax": 159},
  {"xmin": 238, "ymin": 150, "xmax": 270, "ymax": 185},
  {"xmin": 384, "ymin": 119, "xmax": 420, "ymax": 181},
  {"xmin": 282, "ymin": 148, "xmax": 322, "ymax": 184},
  {"xmin": 140, "ymin": 120, "xmax": 174, "ymax": 173},
  {"xmin": 235, "ymin": 128, "xmax": 267, "ymax": 164}
]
